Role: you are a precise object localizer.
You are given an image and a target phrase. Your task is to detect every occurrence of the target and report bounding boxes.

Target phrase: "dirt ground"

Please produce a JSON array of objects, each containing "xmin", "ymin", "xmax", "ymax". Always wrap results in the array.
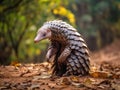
[{"xmin": 0, "ymin": 39, "xmax": 120, "ymax": 90}]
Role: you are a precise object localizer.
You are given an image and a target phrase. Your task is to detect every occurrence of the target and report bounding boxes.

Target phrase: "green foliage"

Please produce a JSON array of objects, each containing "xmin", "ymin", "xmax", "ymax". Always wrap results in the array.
[
  {"xmin": 0, "ymin": 0, "xmax": 120, "ymax": 64},
  {"xmin": 0, "ymin": 0, "xmax": 75, "ymax": 64}
]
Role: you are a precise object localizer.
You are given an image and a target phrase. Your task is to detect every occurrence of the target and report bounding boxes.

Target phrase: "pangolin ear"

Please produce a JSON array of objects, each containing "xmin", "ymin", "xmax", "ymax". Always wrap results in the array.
[{"xmin": 47, "ymin": 29, "xmax": 51, "ymax": 33}]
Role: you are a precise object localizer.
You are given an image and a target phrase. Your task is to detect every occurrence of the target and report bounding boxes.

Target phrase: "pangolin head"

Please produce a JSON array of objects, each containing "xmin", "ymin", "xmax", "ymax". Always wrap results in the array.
[{"xmin": 34, "ymin": 25, "xmax": 51, "ymax": 43}]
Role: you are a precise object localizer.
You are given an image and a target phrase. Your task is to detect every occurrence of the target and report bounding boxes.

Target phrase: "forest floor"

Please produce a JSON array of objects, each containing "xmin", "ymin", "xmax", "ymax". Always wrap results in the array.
[{"xmin": 0, "ymin": 39, "xmax": 120, "ymax": 90}]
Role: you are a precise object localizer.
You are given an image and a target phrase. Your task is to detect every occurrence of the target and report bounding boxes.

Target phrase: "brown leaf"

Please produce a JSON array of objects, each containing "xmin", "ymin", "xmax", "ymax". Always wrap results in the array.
[
  {"xmin": 70, "ymin": 76, "xmax": 79, "ymax": 83},
  {"xmin": 111, "ymin": 83, "xmax": 120, "ymax": 90},
  {"xmin": 90, "ymin": 71, "xmax": 111, "ymax": 78},
  {"xmin": 110, "ymin": 72, "xmax": 120, "ymax": 79},
  {"xmin": 71, "ymin": 82, "xmax": 84, "ymax": 88},
  {"xmin": 33, "ymin": 73, "xmax": 51, "ymax": 80},
  {"xmin": 48, "ymin": 83, "xmax": 56, "ymax": 89},
  {"xmin": 84, "ymin": 78, "xmax": 95, "ymax": 86},
  {"xmin": 29, "ymin": 84, "xmax": 40, "ymax": 90},
  {"xmin": 60, "ymin": 77, "xmax": 71, "ymax": 85}
]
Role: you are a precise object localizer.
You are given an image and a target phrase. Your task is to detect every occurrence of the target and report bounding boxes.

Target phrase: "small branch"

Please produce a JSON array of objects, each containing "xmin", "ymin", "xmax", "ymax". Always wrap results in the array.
[
  {"xmin": 0, "ymin": 0, "xmax": 4, "ymax": 4},
  {"xmin": 6, "ymin": 22, "xmax": 15, "ymax": 49},
  {"xmin": 3, "ymin": 0, "xmax": 22, "ymax": 13},
  {"xmin": 17, "ymin": 22, "xmax": 29, "ymax": 47}
]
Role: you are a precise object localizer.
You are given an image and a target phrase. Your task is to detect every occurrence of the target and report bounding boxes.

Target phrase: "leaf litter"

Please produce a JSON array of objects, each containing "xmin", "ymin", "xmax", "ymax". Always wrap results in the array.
[{"xmin": 0, "ymin": 40, "xmax": 120, "ymax": 90}]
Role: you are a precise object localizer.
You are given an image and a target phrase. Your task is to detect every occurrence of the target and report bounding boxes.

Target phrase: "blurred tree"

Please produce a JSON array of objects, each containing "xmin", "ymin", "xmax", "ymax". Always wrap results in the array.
[
  {"xmin": 68, "ymin": 0, "xmax": 120, "ymax": 50},
  {"xmin": 0, "ymin": 0, "xmax": 120, "ymax": 64},
  {"xmin": 0, "ymin": 0, "xmax": 75, "ymax": 64}
]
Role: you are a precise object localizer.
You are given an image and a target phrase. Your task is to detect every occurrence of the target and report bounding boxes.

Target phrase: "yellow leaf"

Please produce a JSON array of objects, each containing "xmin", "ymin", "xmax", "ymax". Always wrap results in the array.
[
  {"xmin": 90, "ymin": 65, "xmax": 98, "ymax": 72},
  {"xmin": 90, "ymin": 71, "xmax": 111, "ymax": 78},
  {"xmin": 53, "ymin": 6, "xmax": 76, "ymax": 24},
  {"xmin": 53, "ymin": 9, "xmax": 58, "ymax": 14},
  {"xmin": 58, "ymin": 6, "xmax": 67, "ymax": 16},
  {"xmin": 70, "ymin": 76, "xmax": 79, "ymax": 83},
  {"xmin": 11, "ymin": 61, "xmax": 21, "ymax": 67},
  {"xmin": 84, "ymin": 78, "xmax": 94, "ymax": 85}
]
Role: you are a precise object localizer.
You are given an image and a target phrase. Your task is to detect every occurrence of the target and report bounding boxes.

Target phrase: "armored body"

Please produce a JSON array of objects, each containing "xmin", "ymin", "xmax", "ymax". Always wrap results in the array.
[{"xmin": 34, "ymin": 20, "xmax": 90, "ymax": 76}]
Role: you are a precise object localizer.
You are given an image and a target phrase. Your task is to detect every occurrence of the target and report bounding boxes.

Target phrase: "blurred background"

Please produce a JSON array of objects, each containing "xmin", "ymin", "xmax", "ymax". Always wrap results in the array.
[{"xmin": 0, "ymin": 0, "xmax": 120, "ymax": 65}]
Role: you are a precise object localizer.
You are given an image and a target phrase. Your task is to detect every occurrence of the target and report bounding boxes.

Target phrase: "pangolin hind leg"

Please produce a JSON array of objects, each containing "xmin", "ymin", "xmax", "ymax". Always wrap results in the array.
[
  {"xmin": 51, "ymin": 43, "xmax": 66, "ymax": 76},
  {"xmin": 64, "ymin": 50, "xmax": 90, "ymax": 76}
]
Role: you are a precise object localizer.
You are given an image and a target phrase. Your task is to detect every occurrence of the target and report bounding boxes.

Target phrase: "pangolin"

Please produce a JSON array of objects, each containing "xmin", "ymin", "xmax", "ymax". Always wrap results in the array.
[{"xmin": 34, "ymin": 20, "xmax": 90, "ymax": 76}]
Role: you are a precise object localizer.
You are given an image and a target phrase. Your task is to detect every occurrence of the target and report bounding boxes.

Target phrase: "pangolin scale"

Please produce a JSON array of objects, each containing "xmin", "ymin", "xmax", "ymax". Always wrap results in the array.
[{"xmin": 34, "ymin": 20, "xmax": 90, "ymax": 76}]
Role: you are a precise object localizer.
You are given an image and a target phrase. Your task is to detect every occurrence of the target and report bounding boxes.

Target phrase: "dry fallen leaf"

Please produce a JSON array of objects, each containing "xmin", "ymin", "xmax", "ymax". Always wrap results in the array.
[
  {"xmin": 29, "ymin": 84, "xmax": 40, "ymax": 90},
  {"xmin": 41, "ymin": 62, "xmax": 51, "ymax": 68},
  {"xmin": 33, "ymin": 73, "xmax": 51, "ymax": 80},
  {"xmin": 110, "ymin": 73, "xmax": 120, "ymax": 79},
  {"xmin": 71, "ymin": 82, "xmax": 84, "ymax": 88},
  {"xmin": 70, "ymin": 76, "xmax": 79, "ymax": 83},
  {"xmin": 84, "ymin": 78, "xmax": 95, "ymax": 86},
  {"xmin": 89, "ymin": 71, "xmax": 111, "ymax": 78},
  {"xmin": 111, "ymin": 83, "xmax": 120, "ymax": 90},
  {"xmin": 11, "ymin": 61, "xmax": 21, "ymax": 67},
  {"xmin": 48, "ymin": 83, "xmax": 56, "ymax": 89},
  {"xmin": 90, "ymin": 65, "xmax": 98, "ymax": 72},
  {"xmin": 60, "ymin": 77, "xmax": 71, "ymax": 85}
]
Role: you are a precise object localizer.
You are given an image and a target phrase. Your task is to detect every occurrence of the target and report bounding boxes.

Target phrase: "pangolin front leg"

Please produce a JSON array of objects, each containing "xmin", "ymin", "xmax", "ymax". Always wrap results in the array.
[
  {"xmin": 57, "ymin": 46, "xmax": 71, "ymax": 64},
  {"xmin": 46, "ymin": 41, "xmax": 71, "ymax": 64},
  {"xmin": 46, "ymin": 42, "xmax": 59, "ymax": 62}
]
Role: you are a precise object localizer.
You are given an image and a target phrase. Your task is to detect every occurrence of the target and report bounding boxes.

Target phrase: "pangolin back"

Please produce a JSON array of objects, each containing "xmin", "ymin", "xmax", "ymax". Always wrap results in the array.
[{"xmin": 43, "ymin": 20, "xmax": 90, "ymax": 76}]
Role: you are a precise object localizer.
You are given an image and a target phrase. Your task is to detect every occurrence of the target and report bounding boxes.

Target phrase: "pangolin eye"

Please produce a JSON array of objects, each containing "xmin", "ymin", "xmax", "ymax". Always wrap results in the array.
[{"xmin": 43, "ymin": 33, "xmax": 46, "ymax": 37}]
